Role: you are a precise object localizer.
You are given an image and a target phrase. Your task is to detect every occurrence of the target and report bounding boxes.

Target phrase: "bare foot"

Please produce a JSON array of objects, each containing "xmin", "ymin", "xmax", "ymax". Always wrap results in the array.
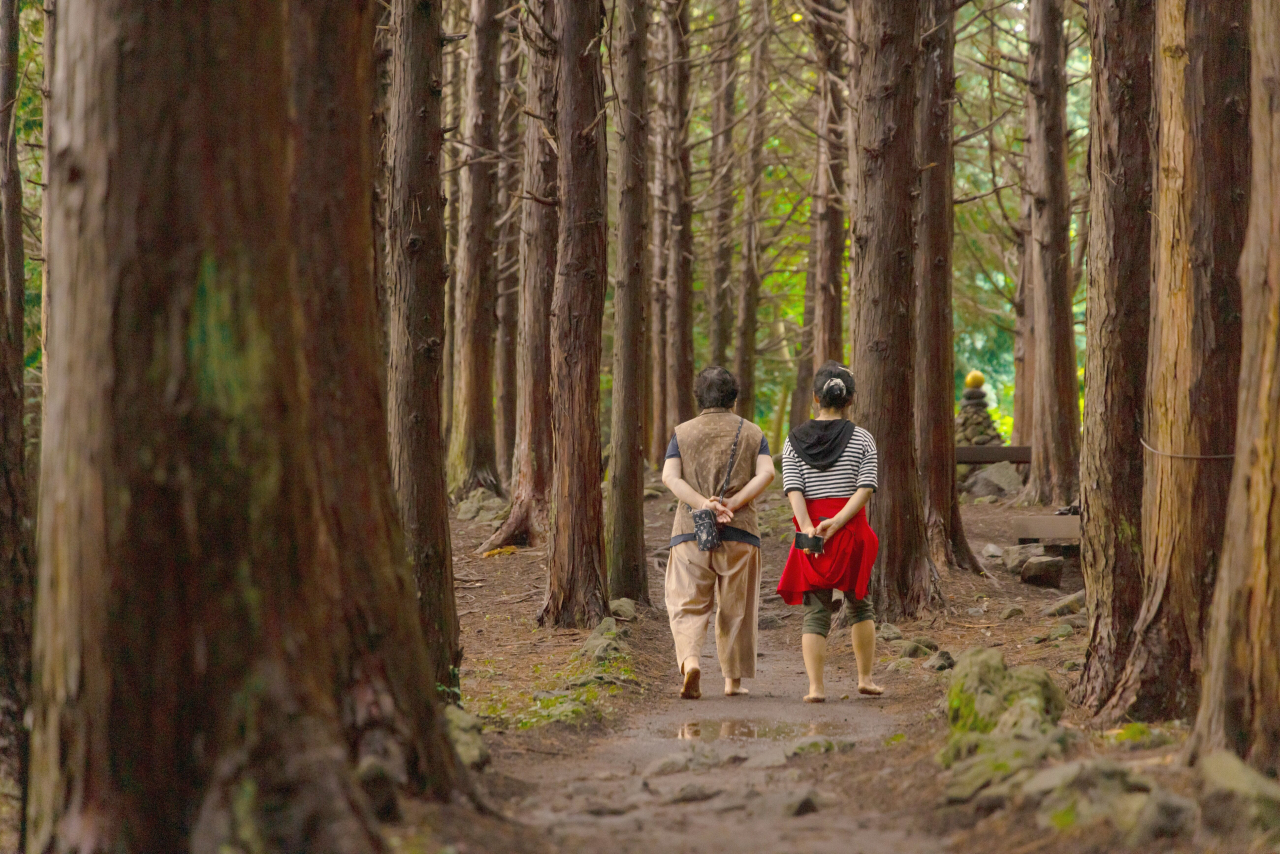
[
  {"xmin": 803, "ymin": 694, "xmax": 826, "ymax": 703},
  {"xmin": 681, "ymin": 667, "xmax": 702, "ymax": 700},
  {"xmin": 724, "ymin": 679, "xmax": 749, "ymax": 696},
  {"xmin": 857, "ymin": 680, "xmax": 884, "ymax": 696}
]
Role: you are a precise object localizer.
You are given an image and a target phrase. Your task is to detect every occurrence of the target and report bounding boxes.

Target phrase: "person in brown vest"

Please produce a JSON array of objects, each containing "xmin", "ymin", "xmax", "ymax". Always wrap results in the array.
[{"xmin": 661, "ymin": 367, "xmax": 775, "ymax": 699}]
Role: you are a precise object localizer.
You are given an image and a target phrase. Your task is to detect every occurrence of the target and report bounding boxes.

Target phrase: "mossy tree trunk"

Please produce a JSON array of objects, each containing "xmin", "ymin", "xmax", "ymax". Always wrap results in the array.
[
  {"xmin": 707, "ymin": 0, "xmax": 737, "ymax": 368},
  {"xmin": 30, "ymin": 2, "xmax": 466, "ymax": 850},
  {"xmin": 811, "ymin": 0, "xmax": 843, "ymax": 367},
  {"xmin": 734, "ymin": 0, "xmax": 768, "ymax": 419},
  {"xmin": 666, "ymin": 0, "xmax": 695, "ymax": 426}
]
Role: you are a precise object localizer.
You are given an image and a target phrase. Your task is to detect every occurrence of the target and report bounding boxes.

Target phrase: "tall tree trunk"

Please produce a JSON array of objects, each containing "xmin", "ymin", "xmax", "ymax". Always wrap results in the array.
[
  {"xmin": 296, "ymin": 0, "xmax": 467, "ymax": 790},
  {"xmin": 914, "ymin": 0, "xmax": 979, "ymax": 576},
  {"xmin": 447, "ymin": 0, "xmax": 504, "ymax": 498},
  {"xmin": 479, "ymin": 0, "xmax": 558, "ymax": 552},
  {"xmin": 388, "ymin": 0, "xmax": 465, "ymax": 692},
  {"xmin": 442, "ymin": 1, "xmax": 464, "ymax": 446},
  {"xmin": 542, "ymin": 0, "xmax": 610, "ymax": 628},
  {"xmin": 607, "ymin": 0, "xmax": 650, "ymax": 604},
  {"xmin": 790, "ymin": 213, "xmax": 818, "ymax": 430},
  {"xmin": 735, "ymin": 0, "xmax": 767, "ymax": 419},
  {"xmin": 494, "ymin": 34, "xmax": 523, "ymax": 487},
  {"xmin": 665, "ymin": 0, "xmax": 695, "ymax": 426},
  {"xmin": 1190, "ymin": 0, "xmax": 1279, "ymax": 769},
  {"xmin": 1011, "ymin": 198, "xmax": 1034, "ymax": 446},
  {"xmin": 0, "ymin": 0, "xmax": 29, "ymax": 841},
  {"xmin": 847, "ymin": 0, "xmax": 934, "ymax": 621},
  {"xmin": 648, "ymin": 35, "xmax": 671, "ymax": 466},
  {"xmin": 707, "ymin": 0, "xmax": 738, "ymax": 367},
  {"xmin": 1022, "ymin": 0, "xmax": 1080, "ymax": 505},
  {"xmin": 811, "ymin": 0, "xmax": 844, "ymax": 367},
  {"xmin": 39, "ymin": 0, "xmax": 54, "ymax": 384},
  {"xmin": 1098, "ymin": 0, "xmax": 1248, "ymax": 725},
  {"xmin": 29, "ymin": 3, "xmax": 464, "ymax": 850},
  {"xmin": 1073, "ymin": 0, "xmax": 1153, "ymax": 713}
]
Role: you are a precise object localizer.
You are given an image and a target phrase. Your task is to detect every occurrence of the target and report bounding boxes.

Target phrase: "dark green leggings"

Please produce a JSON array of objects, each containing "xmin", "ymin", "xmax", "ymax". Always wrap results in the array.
[{"xmin": 801, "ymin": 589, "xmax": 875, "ymax": 637}]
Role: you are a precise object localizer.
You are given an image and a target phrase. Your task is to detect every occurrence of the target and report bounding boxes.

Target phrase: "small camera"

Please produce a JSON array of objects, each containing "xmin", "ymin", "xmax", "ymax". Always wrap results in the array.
[{"xmin": 794, "ymin": 532, "xmax": 825, "ymax": 554}]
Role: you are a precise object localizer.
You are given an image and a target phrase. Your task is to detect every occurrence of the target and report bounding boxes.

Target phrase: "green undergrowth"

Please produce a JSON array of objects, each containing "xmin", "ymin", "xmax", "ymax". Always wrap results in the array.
[{"xmin": 466, "ymin": 650, "xmax": 640, "ymax": 731}]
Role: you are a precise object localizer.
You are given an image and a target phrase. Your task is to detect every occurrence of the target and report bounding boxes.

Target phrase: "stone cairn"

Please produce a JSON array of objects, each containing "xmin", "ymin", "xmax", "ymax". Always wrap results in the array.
[{"xmin": 955, "ymin": 370, "xmax": 1004, "ymax": 481}]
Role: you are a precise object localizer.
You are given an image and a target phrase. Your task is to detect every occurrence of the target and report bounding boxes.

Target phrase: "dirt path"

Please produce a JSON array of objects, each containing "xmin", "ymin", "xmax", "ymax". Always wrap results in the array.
[{"xmin": 421, "ymin": 481, "xmax": 1106, "ymax": 854}]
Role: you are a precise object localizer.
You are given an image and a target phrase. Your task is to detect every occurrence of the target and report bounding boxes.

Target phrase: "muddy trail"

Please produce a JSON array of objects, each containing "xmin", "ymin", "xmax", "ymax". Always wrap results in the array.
[{"xmin": 385, "ymin": 480, "xmax": 1264, "ymax": 854}]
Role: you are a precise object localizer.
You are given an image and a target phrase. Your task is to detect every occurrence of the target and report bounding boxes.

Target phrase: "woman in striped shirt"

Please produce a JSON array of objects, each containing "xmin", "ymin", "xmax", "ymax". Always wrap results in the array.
[{"xmin": 776, "ymin": 361, "xmax": 883, "ymax": 701}]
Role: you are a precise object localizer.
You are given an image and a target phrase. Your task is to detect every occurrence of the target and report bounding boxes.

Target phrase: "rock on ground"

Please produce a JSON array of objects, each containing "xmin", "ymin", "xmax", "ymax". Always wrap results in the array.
[
  {"xmin": 1002, "ymin": 544, "xmax": 1045, "ymax": 575},
  {"xmin": 1198, "ymin": 750, "xmax": 1280, "ymax": 838},
  {"xmin": 1020, "ymin": 555, "xmax": 1064, "ymax": 588},
  {"xmin": 609, "ymin": 598, "xmax": 637, "ymax": 621},
  {"xmin": 444, "ymin": 704, "xmax": 490, "ymax": 771},
  {"xmin": 1042, "ymin": 589, "xmax": 1086, "ymax": 617},
  {"xmin": 967, "ymin": 461, "xmax": 1024, "ymax": 497},
  {"xmin": 923, "ymin": 650, "xmax": 955, "ymax": 671}
]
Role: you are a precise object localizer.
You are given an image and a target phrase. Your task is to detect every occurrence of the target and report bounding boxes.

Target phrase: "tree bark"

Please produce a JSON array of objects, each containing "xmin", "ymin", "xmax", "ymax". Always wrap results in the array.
[
  {"xmin": 29, "ymin": 3, "xmax": 464, "ymax": 850},
  {"xmin": 479, "ymin": 0, "xmax": 558, "ymax": 552},
  {"xmin": 1190, "ymin": 0, "xmax": 1280, "ymax": 770},
  {"xmin": 442, "ymin": 2, "xmax": 464, "ymax": 447},
  {"xmin": 39, "ymin": 0, "xmax": 55, "ymax": 383},
  {"xmin": 447, "ymin": 0, "xmax": 504, "ymax": 498},
  {"xmin": 541, "ymin": 0, "xmax": 610, "ymax": 627},
  {"xmin": 847, "ymin": 0, "xmax": 934, "ymax": 622},
  {"xmin": 387, "ymin": 0, "xmax": 465, "ymax": 692},
  {"xmin": 790, "ymin": 214, "xmax": 817, "ymax": 430},
  {"xmin": 649, "ymin": 28, "xmax": 671, "ymax": 466},
  {"xmin": 811, "ymin": 0, "xmax": 844, "ymax": 367},
  {"xmin": 494, "ymin": 33, "xmax": 523, "ymax": 487},
  {"xmin": 0, "ymin": 0, "xmax": 29, "ymax": 840},
  {"xmin": 734, "ymin": 0, "xmax": 767, "ymax": 419},
  {"xmin": 607, "ymin": 0, "xmax": 650, "ymax": 604},
  {"xmin": 914, "ymin": 0, "xmax": 980, "ymax": 576},
  {"xmin": 1011, "ymin": 198, "xmax": 1034, "ymax": 446},
  {"xmin": 707, "ymin": 0, "xmax": 738, "ymax": 368},
  {"xmin": 665, "ymin": 0, "xmax": 695, "ymax": 427},
  {"xmin": 1022, "ymin": 0, "xmax": 1080, "ymax": 505},
  {"xmin": 1074, "ymin": 0, "xmax": 1152, "ymax": 713},
  {"xmin": 1098, "ymin": 0, "xmax": 1248, "ymax": 725}
]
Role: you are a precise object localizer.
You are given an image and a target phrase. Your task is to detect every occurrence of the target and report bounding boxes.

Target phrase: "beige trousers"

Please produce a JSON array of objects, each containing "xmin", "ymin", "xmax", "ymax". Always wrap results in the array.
[{"xmin": 665, "ymin": 540, "xmax": 760, "ymax": 680}]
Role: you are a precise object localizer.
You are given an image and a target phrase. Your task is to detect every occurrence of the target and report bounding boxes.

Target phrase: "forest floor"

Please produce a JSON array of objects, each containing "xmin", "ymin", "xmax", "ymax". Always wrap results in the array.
[
  {"xmin": 0, "ymin": 478, "xmax": 1258, "ymax": 854},
  {"xmin": 395, "ymin": 476, "xmax": 1261, "ymax": 854}
]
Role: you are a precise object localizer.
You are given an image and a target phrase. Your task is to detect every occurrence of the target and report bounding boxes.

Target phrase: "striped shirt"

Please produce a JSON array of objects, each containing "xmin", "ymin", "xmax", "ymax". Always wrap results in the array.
[{"xmin": 781, "ymin": 426, "xmax": 878, "ymax": 498}]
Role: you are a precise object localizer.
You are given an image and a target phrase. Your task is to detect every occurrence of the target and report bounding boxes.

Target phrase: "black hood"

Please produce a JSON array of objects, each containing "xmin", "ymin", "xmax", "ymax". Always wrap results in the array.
[{"xmin": 788, "ymin": 419, "xmax": 855, "ymax": 471}]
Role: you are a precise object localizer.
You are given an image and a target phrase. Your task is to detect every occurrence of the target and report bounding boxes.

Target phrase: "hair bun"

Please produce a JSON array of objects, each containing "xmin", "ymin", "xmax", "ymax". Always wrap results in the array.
[{"xmin": 822, "ymin": 378, "xmax": 846, "ymax": 395}]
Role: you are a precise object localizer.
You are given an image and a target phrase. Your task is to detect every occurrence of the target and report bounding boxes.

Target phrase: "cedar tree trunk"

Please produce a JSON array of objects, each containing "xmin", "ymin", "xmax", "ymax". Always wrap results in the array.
[
  {"xmin": 735, "ymin": 0, "xmax": 767, "ymax": 419},
  {"xmin": 447, "ymin": 0, "xmax": 504, "ymax": 498},
  {"xmin": 847, "ymin": 0, "xmax": 934, "ymax": 621},
  {"xmin": 479, "ymin": 0, "xmax": 558, "ymax": 552},
  {"xmin": 29, "ymin": 3, "xmax": 464, "ymax": 850},
  {"xmin": 1098, "ymin": 0, "xmax": 1248, "ymax": 725},
  {"xmin": 1074, "ymin": 0, "xmax": 1152, "ymax": 712},
  {"xmin": 666, "ymin": 0, "xmax": 695, "ymax": 427},
  {"xmin": 0, "ymin": 0, "xmax": 29, "ymax": 836},
  {"xmin": 541, "ymin": 0, "xmax": 611, "ymax": 628},
  {"xmin": 387, "ymin": 0, "xmax": 465, "ymax": 690},
  {"xmin": 649, "ymin": 30, "xmax": 671, "ymax": 466},
  {"xmin": 1011, "ymin": 199, "xmax": 1034, "ymax": 446},
  {"xmin": 1022, "ymin": 0, "xmax": 1080, "ymax": 505},
  {"xmin": 607, "ymin": 0, "xmax": 650, "ymax": 604},
  {"xmin": 494, "ymin": 34, "xmax": 523, "ymax": 487},
  {"xmin": 790, "ymin": 214, "xmax": 818, "ymax": 430},
  {"xmin": 708, "ymin": 0, "xmax": 738, "ymax": 367},
  {"xmin": 1190, "ymin": 0, "xmax": 1280, "ymax": 770},
  {"xmin": 811, "ymin": 0, "xmax": 844, "ymax": 367},
  {"xmin": 914, "ymin": 0, "xmax": 980, "ymax": 576}
]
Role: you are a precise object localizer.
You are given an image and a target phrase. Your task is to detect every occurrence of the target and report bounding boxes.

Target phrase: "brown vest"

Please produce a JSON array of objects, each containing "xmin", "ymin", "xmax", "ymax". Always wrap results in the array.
[{"xmin": 670, "ymin": 409, "xmax": 766, "ymax": 541}]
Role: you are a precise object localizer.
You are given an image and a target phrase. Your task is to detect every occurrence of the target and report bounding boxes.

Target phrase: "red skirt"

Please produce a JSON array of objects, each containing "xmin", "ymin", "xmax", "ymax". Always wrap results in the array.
[{"xmin": 776, "ymin": 497, "xmax": 878, "ymax": 605}]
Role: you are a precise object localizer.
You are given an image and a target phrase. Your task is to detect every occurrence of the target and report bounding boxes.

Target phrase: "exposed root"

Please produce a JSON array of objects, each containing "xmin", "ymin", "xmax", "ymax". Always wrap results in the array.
[{"xmin": 476, "ymin": 498, "xmax": 548, "ymax": 554}]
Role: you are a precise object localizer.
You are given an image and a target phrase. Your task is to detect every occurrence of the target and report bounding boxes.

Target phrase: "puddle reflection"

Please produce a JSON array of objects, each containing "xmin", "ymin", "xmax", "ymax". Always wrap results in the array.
[{"xmin": 676, "ymin": 720, "xmax": 842, "ymax": 741}]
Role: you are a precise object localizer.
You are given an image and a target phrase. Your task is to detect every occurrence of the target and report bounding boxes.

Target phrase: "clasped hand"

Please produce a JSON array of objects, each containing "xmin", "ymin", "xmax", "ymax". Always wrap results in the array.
[{"xmin": 700, "ymin": 497, "xmax": 734, "ymax": 525}]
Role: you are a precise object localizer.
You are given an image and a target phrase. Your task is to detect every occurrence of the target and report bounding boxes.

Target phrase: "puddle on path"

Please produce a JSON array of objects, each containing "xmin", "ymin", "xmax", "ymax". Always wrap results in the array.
[{"xmin": 675, "ymin": 719, "xmax": 845, "ymax": 742}]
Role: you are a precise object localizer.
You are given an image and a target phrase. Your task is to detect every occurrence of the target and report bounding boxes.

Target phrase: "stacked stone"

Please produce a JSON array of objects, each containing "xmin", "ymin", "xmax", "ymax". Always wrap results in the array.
[{"xmin": 955, "ymin": 371, "xmax": 1004, "ymax": 480}]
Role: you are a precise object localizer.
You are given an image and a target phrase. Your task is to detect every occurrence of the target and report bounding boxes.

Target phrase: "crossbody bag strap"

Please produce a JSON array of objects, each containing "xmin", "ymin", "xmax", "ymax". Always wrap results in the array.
[{"xmin": 717, "ymin": 417, "xmax": 746, "ymax": 500}]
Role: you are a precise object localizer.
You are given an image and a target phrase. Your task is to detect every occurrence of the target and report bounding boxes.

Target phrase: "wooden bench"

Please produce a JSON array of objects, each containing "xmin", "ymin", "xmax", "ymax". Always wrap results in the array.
[
  {"xmin": 954, "ymin": 444, "xmax": 1031, "ymax": 464},
  {"xmin": 1012, "ymin": 515, "xmax": 1081, "ymax": 557}
]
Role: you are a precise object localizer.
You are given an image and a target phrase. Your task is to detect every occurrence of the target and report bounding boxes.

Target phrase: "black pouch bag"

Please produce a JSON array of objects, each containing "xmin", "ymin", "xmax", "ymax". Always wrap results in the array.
[{"xmin": 690, "ymin": 418, "xmax": 745, "ymax": 551}]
